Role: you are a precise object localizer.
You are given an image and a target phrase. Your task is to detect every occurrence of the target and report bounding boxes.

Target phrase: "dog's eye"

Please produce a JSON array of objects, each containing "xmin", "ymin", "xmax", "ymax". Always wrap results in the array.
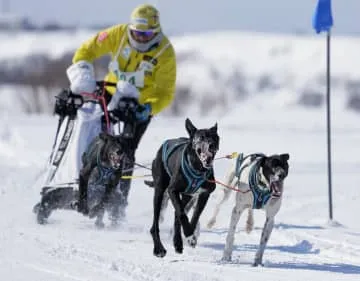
[
  {"xmin": 197, "ymin": 148, "xmax": 202, "ymax": 155},
  {"xmin": 198, "ymin": 135, "xmax": 204, "ymax": 141},
  {"xmin": 209, "ymin": 143, "xmax": 217, "ymax": 151}
]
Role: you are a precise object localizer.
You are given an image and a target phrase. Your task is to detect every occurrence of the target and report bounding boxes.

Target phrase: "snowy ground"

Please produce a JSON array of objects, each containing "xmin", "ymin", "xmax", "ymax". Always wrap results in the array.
[{"xmin": 0, "ymin": 102, "xmax": 359, "ymax": 281}]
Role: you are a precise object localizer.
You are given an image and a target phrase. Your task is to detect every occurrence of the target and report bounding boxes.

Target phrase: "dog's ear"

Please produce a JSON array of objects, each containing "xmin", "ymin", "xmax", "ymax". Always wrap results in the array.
[
  {"xmin": 280, "ymin": 153, "xmax": 290, "ymax": 162},
  {"xmin": 256, "ymin": 155, "xmax": 267, "ymax": 164},
  {"xmin": 210, "ymin": 122, "xmax": 218, "ymax": 135},
  {"xmin": 185, "ymin": 118, "xmax": 197, "ymax": 137}
]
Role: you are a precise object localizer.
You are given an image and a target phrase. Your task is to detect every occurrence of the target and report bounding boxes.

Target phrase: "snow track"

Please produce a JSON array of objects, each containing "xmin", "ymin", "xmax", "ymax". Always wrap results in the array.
[{"xmin": 1, "ymin": 113, "xmax": 360, "ymax": 281}]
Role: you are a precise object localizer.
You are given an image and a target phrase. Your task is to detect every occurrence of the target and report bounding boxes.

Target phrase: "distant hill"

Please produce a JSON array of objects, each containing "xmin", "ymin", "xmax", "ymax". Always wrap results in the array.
[
  {"xmin": 0, "ymin": 30, "xmax": 360, "ymax": 116},
  {"xmin": 0, "ymin": 13, "xmax": 110, "ymax": 31}
]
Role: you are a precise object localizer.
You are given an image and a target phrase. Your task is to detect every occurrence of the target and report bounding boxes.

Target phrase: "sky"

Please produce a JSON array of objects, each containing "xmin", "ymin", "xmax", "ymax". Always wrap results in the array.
[{"xmin": 2, "ymin": 0, "xmax": 360, "ymax": 35}]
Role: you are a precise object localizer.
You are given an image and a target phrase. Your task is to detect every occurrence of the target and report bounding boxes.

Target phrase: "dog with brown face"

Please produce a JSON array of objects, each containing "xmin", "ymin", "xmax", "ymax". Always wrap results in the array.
[
  {"xmin": 207, "ymin": 153, "xmax": 290, "ymax": 266},
  {"xmin": 145, "ymin": 118, "xmax": 220, "ymax": 258}
]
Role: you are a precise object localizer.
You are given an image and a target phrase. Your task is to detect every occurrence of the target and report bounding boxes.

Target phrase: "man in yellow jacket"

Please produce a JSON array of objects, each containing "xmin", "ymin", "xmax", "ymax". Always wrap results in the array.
[{"xmin": 65, "ymin": 3, "xmax": 177, "ymax": 222}]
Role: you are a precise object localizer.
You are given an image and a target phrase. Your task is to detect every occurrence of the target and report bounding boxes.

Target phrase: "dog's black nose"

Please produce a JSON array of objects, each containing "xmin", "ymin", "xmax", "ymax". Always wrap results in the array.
[
  {"xmin": 279, "ymin": 172, "xmax": 286, "ymax": 180},
  {"xmin": 206, "ymin": 157, "xmax": 213, "ymax": 165}
]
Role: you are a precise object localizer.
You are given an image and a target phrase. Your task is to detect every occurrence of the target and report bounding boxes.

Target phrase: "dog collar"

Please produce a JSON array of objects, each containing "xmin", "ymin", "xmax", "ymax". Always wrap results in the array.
[
  {"xmin": 162, "ymin": 139, "xmax": 212, "ymax": 194},
  {"xmin": 181, "ymin": 150, "xmax": 212, "ymax": 194}
]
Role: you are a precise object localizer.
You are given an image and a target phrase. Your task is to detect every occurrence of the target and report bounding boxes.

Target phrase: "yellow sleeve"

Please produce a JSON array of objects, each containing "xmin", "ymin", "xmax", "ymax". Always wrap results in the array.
[
  {"xmin": 72, "ymin": 24, "xmax": 126, "ymax": 63},
  {"xmin": 149, "ymin": 45, "xmax": 177, "ymax": 115}
]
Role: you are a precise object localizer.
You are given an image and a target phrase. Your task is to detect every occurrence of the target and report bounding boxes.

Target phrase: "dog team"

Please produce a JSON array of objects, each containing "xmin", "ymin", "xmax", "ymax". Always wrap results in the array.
[
  {"xmin": 31, "ymin": 3, "xmax": 290, "ymax": 266},
  {"xmin": 34, "ymin": 116, "xmax": 290, "ymax": 266}
]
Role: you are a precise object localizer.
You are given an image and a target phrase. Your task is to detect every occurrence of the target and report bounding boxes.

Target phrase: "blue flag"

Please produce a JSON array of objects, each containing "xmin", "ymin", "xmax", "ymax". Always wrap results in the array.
[{"xmin": 312, "ymin": 0, "xmax": 334, "ymax": 33}]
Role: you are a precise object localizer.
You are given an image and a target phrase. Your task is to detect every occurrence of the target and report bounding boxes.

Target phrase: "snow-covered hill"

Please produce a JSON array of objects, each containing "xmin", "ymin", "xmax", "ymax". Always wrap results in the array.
[{"xmin": 1, "ymin": 30, "xmax": 360, "ymax": 115}]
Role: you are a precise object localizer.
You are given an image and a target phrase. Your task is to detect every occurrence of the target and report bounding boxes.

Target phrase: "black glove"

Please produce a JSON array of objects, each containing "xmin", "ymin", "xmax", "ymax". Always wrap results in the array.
[
  {"xmin": 54, "ymin": 89, "xmax": 84, "ymax": 117},
  {"xmin": 54, "ymin": 89, "xmax": 70, "ymax": 116}
]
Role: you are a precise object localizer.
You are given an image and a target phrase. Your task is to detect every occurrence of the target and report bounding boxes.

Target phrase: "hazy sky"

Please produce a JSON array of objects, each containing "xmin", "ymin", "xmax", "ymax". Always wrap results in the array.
[{"xmin": 2, "ymin": 0, "xmax": 359, "ymax": 35}]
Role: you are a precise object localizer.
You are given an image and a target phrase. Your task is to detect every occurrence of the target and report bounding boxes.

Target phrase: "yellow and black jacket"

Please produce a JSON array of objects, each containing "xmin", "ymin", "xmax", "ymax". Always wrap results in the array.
[{"xmin": 72, "ymin": 24, "xmax": 176, "ymax": 115}]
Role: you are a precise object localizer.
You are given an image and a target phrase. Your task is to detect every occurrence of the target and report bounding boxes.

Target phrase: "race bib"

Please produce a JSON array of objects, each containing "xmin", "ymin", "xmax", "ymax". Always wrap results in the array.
[
  {"xmin": 108, "ymin": 60, "xmax": 151, "ymax": 88},
  {"xmin": 117, "ymin": 70, "xmax": 145, "ymax": 88}
]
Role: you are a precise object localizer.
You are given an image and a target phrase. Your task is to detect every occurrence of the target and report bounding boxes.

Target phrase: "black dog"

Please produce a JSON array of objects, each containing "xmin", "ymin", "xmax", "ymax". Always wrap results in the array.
[
  {"xmin": 34, "ymin": 132, "xmax": 130, "ymax": 226},
  {"xmin": 75, "ymin": 132, "xmax": 132, "ymax": 227},
  {"xmin": 145, "ymin": 118, "xmax": 220, "ymax": 257}
]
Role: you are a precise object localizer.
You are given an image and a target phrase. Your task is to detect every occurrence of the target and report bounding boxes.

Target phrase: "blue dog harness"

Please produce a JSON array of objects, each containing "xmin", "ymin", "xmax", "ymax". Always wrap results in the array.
[
  {"xmin": 162, "ymin": 139, "xmax": 212, "ymax": 195},
  {"xmin": 82, "ymin": 134, "xmax": 123, "ymax": 188},
  {"xmin": 235, "ymin": 153, "xmax": 272, "ymax": 209},
  {"xmin": 90, "ymin": 150, "xmax": 118, "ymax": 186}
]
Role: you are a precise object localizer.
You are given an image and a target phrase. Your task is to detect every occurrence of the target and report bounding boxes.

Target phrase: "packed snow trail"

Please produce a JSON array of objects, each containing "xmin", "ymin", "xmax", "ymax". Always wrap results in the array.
[{"xmin": 0, "ymin": 112, "xmax": 359, "ymax": 281}]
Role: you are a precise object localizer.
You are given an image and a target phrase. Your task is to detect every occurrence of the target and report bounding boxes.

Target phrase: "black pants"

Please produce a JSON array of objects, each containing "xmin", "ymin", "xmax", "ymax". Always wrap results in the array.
[
  {"xmin": 104, "ymin": 90, "xmax": 152, "ymax": 208},
  {"xmin": 116, "ymin": 117, "xmax": 151, "ymax": 207},
  {"xmin": 129, "ymin": 116, "xmax": 152, "ymax": 150}
]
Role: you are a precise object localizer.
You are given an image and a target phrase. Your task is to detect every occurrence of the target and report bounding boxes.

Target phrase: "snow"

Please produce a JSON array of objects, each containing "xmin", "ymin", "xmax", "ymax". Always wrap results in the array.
[
  {"xmin": 0, "ymin": 30, "xmax": 360, "ymax": 280},
  {"xmin": 0, "ymin": 30, "xmax": 92, "ymax": 60},
  {"xmin": 0, "ymin": 104, "xmax": 360, "ymax": 280}
]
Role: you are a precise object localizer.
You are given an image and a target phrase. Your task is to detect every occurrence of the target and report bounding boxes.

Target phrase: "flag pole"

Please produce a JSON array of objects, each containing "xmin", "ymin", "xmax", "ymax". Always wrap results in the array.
[
  {"xmin": 326, "ymin": 30, "xmax": 333, "ymax": 220},
  {"xmin": 313, "ymin": 0, "xmax": 334, "ymax": 222}
]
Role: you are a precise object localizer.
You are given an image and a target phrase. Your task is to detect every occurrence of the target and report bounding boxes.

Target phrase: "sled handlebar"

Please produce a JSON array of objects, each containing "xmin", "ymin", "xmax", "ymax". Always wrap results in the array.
[
  {"xmin": 95, "ymin": 81, "xmax": 117, "ymax": 88},
  {"xmin": 79, "ymin": 81, "xmax": 117, "ymax": 103}
]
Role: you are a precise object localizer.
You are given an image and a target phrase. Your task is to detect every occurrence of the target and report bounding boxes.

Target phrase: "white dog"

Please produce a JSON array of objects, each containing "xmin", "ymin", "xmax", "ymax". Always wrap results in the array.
[{"xmin": 207, "ymin": 153, "xmax": 290, "ymax": 266}]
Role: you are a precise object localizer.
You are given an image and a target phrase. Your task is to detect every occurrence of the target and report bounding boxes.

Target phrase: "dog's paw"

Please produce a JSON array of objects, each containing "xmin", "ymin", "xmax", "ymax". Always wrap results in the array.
[
  {"xmin": 71, "ymin": 200, "xmax": 89, "ymax": 215},
  {"xmin": 221, "ymin": 254, "xmax": 232, "ymax": 262},
  {"xmin": 185, "ymin": 234, "xmax": 197, "ymax": 248},
  {"xmin": 153, "ymin": 245, "xmax": 167, "ymax": 258},
  {"xmin": 70, "ymin": 200, "xmax": 78, "ymax": 210},
  {"xmin": 174, "ymin": 245, "xmax": 183, "ymax": 254},
  {"xmin": 173, "ymin": 234, "xmax": 183, "ymax": 254},
  {"xmin": 252, "ymin": 261, "xmax": 264, "ymax": 267},
  {"xmin": 252, "ymin": 257, "xmax": 265, "ymax": 267},
  {"xmin": 207, "ymin": 218, "xmax": 216, "ymax": 229},
  {"xmin": 36, "ymin": 213, "xmax": 48, "ymax": 225},
  {"xmin": 32, "ymin": 202, "xmax": 41, "ymax": 214},
  {"xmin": 95, "ymin": 220, "xmax": 105, "ymax": 229},
  {"xmin": 36, "ymin": 204, "xmax": 51, "ymax": 225}
]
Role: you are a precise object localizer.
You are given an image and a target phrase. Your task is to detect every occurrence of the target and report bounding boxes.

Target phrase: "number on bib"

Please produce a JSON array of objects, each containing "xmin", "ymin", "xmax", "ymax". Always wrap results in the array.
[
  {"xmin": 119, "ymin": 73, "xmax": 127, "ymax": 81},
  {"xmin": 128, "ymin": 76, "xmax": 136, "ymax": 85},
  {"xmin": 116, "ymin": 70, "xmax": 145, "ymax": 88}
]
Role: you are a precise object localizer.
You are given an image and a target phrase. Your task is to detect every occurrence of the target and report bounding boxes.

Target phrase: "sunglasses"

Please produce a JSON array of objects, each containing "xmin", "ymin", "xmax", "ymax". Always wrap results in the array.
[{"xmin": 131, "ymin": 29, "xmax": 156, "ymax": 38}]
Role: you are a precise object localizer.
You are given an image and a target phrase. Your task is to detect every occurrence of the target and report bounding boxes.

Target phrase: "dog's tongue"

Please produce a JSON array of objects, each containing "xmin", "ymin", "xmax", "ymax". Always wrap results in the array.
[
  {"xmin": 110, "ymin": 153, "xmax": 123, "ymax": 168},
  {"xmin": 270, "ymin": 181, "xmax": 282, "ymax": 197},
  {"xmin": 200, "ymin": 154, "xmax": 212, "ymax": 168}
]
